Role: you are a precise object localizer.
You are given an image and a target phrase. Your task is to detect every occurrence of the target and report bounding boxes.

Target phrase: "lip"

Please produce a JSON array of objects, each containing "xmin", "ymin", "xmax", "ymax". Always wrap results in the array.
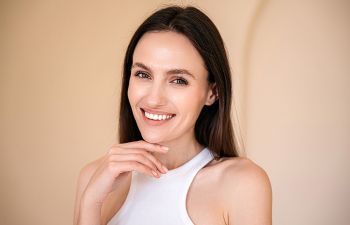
[
  {"xmin": 141, "ymin": 107, "xmax": 176, "ymax": 116},
  {"xmin": 140, "ymin": 108, "xmax": 176, "ymax": 126}
]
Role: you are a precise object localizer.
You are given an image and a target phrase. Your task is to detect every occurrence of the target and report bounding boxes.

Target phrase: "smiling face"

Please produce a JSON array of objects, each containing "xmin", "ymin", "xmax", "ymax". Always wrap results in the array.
[{"xmin": 127, "ymin": 31, "xmax": 217, "ymax": 144}]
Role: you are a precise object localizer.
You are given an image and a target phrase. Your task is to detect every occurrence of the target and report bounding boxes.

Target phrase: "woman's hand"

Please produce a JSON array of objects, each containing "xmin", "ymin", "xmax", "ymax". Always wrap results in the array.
[{"xmin": 81, "ymin": 140, "xmax": 169, "ymax": 206}]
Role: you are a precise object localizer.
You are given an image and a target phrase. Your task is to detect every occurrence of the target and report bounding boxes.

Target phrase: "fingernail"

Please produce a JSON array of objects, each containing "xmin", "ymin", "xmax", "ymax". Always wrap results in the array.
[
  {"xmin": 152, "ymin": 170, "xmax": 158, "ymax": 177},
  {"xmin": 161, "ymin": 146, "xmax": 169, "ymax": 151},
  {"xmin": 162, "ymin": 165, "xmax": 168, "ymax": 173}
]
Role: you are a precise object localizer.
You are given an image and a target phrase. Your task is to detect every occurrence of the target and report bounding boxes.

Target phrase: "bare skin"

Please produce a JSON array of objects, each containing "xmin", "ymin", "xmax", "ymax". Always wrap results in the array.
[
  {"xmin": 73, "ymin": 142, "xmax": 272, "ymax": 225},
  {"xmin": 73, "ymin": 31, "xmax": 272, "ymax": 225}
]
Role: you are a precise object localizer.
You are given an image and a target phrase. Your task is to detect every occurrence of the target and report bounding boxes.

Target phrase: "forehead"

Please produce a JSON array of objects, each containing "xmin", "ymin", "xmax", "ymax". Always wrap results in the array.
[{"xmin": 133, "ymin": 31, "xmax": 207, "ymax": 74}]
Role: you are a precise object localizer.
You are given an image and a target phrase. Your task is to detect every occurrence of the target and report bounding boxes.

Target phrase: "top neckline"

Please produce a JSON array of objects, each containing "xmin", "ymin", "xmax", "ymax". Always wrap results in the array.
[{"xmin": 156, "ymin": 147, "xmax": 213, "ymax": 179}]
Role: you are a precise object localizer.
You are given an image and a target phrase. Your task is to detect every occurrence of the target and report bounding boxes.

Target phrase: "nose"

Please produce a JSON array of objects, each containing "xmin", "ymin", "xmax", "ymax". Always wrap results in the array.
[{"xmin": 145, "ymin": 80, "xmax": 167, "ymax": 107}]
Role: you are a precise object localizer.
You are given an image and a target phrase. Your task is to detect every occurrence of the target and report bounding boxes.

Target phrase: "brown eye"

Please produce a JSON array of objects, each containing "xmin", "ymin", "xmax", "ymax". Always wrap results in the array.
[
  {"xmin": 172, "ymin": 77, "xmax": 188, "ymax": 86},
  {"xmin": 135, "ymin": 71, "xmax": 150, "ymax": 79}
]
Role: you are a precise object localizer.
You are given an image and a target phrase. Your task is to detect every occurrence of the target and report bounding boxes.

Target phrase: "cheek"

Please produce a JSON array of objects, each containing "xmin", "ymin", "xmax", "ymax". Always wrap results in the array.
[
  {"xmin": 127, "ymin": 82, "xmax": 134, "ymax": 104},
  {"xmin": 127, "ymin": 80, "xmax": 144, "ymax": 105},
  {"xmin": 170, "ymin": 88, "xmax": 206, "ymax": 114}
]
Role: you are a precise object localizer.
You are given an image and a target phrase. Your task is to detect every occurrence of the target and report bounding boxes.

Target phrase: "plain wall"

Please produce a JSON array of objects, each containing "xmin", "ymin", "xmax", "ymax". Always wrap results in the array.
[{"xmin": 1, "ymin": 0, "xmax": 349, "ymax": 224}]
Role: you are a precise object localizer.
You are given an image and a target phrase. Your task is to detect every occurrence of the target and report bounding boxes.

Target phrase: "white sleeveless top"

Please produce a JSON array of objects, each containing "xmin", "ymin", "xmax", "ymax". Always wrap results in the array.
[{"xmin": 107, "ymin": 147, "xmax": 215, "ymax": 225}]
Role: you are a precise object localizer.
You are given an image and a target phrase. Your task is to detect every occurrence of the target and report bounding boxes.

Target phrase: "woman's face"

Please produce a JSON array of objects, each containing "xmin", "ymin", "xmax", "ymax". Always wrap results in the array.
[{"xmin": 128, "ymin": 31, "xmax": 216, "ymax": 144}]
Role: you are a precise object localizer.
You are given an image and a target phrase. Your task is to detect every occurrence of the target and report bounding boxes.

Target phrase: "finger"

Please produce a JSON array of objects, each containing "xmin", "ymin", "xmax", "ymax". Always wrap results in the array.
[
  {"xmin": 107, "ymin": 153, "xmax": 160, "ymax": 175},
  {"xmin": 109, "ymin": 161, "xmax": 160, "ymax": 178},
  {"xmin": 108, "ymin": 149, "xmax": 167, "ymax": 173},
  {"xmin": 117, "ymin": 140, "xmax": 169, "ymax": 153}
]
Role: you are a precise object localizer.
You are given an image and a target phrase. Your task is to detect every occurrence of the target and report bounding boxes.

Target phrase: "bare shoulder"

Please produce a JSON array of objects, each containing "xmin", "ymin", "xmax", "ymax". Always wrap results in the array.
[
  {"xmin": 73, "ymin": 156, "xmax": 105, "ymax": 225},
  {"xmin": 215, "ymin": 157, "xmax": 272, "ymax": 225},
  {"xmin": 207, "ymin": 156, "xmax": 270, "ymax": 183},
  {"xmin": 220, "ymin": 157, "xmax": 271, "ymax": 185},
  {"xmin": 78, "ymin": 156, "xmax": 105, "ymax": 184}
]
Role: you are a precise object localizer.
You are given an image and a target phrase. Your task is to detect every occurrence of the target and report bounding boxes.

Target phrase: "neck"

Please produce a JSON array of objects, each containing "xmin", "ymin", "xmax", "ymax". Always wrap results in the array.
[{"xmin": 152, "ymin": 133, "xmax": 204, "ymax": 170}]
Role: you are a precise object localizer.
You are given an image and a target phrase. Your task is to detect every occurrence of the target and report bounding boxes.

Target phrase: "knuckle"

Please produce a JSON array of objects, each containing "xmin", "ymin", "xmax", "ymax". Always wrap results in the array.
[
  {"xmin": 107, "ymin": 146, "xmax": 121, "ymax": 155},
  {"xmin": 134, "ymin": 154, "xmax": 143, "ymax": 161},
  {"xmin": 107, "ymin": 154, "xmax": 115, "ymax": 162},
  {"xmin": 138, "ymin": 151, "xmax": 147, "ymax": 157},
  {"xmin": 107, "ymin": 148, "xmax": 115, "ymax": 155},
  {"xmin": 107, "ymin": 148, "xmax": 113, "ymax": 155},
  {"xmin": 107, "ymin": 162, "xmax": 116, "ymax": 172}
]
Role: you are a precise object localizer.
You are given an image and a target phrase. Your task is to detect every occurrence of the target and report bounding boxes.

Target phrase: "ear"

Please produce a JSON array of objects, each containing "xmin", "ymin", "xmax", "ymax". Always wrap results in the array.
[{"xmin": 205, "ymin": 82, "xmax": 218, "ymax": 106}]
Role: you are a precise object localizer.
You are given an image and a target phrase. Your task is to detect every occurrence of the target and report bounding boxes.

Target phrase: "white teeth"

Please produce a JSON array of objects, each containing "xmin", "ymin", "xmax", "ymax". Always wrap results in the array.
[{"xmin": 144, "ymin": 111, "xmax": 174, "ymax": 121}]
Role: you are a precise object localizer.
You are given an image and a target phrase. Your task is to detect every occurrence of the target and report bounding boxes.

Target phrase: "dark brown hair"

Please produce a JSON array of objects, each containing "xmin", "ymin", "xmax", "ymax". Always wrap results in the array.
[{"xmin": 118, "ymin": 5, "xmax": 239, "ymax": 158}]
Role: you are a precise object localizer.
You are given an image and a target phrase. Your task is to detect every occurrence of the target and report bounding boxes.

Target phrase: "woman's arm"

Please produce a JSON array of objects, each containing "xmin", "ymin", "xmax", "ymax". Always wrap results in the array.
[
  {"xmin": 222, "ymin": 158, "xmax": 272, "ymax": 225},
  {"xmin": 73, "ymin": 158, "xmax": 104, "ymax": 225},
  {"xmin": 73, "ymin": 141, "xmax": 169, "ymax": 225}
]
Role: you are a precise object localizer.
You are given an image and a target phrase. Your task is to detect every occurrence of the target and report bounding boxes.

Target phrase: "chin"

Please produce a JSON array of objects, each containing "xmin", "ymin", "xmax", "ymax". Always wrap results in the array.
[{"xmin": 141, "ymin": 133, "xmax": 166, "ymax": 144}]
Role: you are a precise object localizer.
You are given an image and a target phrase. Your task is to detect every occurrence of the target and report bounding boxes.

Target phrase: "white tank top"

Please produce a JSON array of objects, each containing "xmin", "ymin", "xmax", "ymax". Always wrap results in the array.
[{"xmin": 107, "ymin": 147, "xmax": 215, "ymax": 225}]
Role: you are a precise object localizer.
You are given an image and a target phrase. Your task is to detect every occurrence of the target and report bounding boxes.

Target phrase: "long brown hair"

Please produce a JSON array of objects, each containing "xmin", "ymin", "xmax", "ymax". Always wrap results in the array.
[{"xmin": 118, "ymin": 5, "xmax": 239, "ymax": 158}]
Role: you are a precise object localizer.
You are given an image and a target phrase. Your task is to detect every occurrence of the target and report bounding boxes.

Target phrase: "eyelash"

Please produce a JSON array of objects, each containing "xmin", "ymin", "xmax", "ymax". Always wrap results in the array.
[{"xmin": 134, "ymin": 71, "xmax": 189, "ymax": 86}]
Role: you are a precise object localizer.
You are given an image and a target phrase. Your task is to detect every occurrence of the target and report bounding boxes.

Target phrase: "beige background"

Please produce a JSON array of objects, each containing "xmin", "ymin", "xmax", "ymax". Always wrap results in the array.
[{"xmin": 1, "ymin": 0, "xmax": 349, "ymax": 224}]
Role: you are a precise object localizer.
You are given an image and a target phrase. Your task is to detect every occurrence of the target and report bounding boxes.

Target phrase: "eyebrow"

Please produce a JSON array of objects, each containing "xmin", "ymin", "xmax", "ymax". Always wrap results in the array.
[{"xmin": 132, "ymin": 62, "xmax": 196, "ymax": 80}]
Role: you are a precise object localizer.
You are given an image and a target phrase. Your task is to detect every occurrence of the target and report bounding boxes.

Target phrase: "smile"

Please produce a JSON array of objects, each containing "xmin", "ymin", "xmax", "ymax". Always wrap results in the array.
[
  {"xmin": 145, "ymin": 111, "xmax": 174, "ymax": 120},
  {"xmin": 141, "ymin": 108, "xmax": 176, "ymax": 122}
]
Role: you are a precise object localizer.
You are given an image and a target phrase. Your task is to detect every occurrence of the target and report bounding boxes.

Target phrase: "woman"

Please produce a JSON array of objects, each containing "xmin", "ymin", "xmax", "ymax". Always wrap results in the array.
[{"xmin": 74, "ymin": 5, "xmax": 272, "ymax": 225}]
